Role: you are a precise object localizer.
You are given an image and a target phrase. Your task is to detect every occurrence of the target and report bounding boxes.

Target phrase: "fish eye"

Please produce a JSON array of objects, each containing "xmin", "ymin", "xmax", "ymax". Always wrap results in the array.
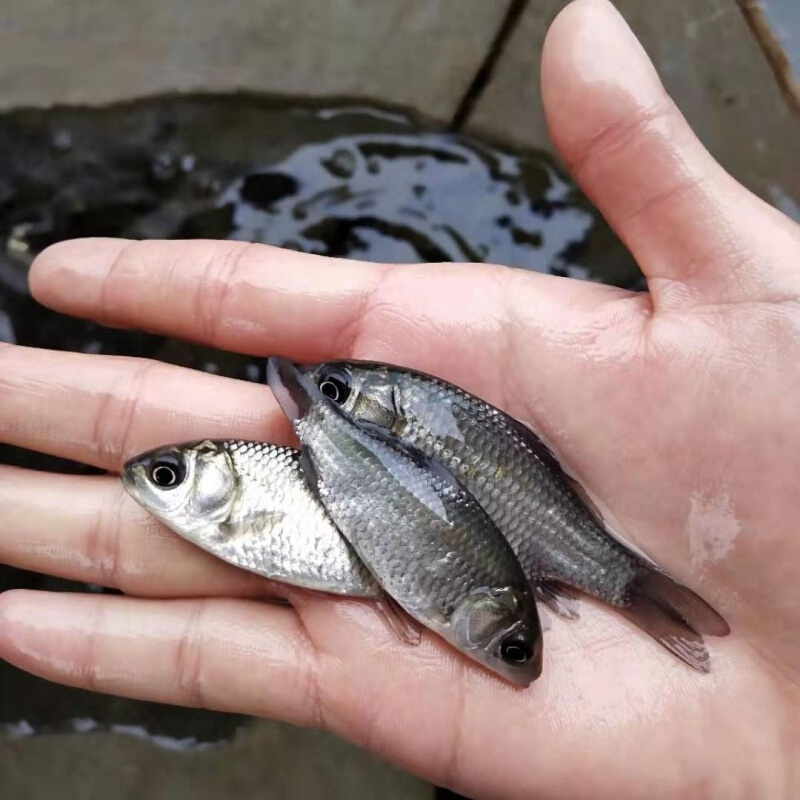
[
  {"xmin": 148, "ymin": 455, "xmax": 186, "ymax": 489},
  {"xmin": 318, "ymin": 369, "xmax": 351, "ymax": 404},
  {"xmin": 500, "ymin": 634, "xmax": 534, "ymax": 665}
]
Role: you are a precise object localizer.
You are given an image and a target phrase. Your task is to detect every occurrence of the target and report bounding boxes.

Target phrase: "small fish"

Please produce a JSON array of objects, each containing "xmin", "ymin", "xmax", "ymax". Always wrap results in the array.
[
  {"xmin": 121, "ymin": 439, "xmax": 379, "ymax": 598},
  {"xmin": 268, "ymin": 356, "xmax": 543, "ymax": 687},
  {"xmin": 300, "ymin": 360, "xmax": 731, "ymax": 673}
]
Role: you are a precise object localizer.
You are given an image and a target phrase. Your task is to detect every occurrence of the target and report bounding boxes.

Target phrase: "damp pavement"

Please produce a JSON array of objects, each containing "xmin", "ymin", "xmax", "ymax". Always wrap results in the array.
[
  {"xmin": 0, "ymin": 2, "xmax": 798, "ymax": 799},
  {"xmin": 0, "ymin": 718, "xmax": 430, "ymax": 800},
  {"xmin": 738, "ymin": 0, "xmax": 800, "ymax": 114}
]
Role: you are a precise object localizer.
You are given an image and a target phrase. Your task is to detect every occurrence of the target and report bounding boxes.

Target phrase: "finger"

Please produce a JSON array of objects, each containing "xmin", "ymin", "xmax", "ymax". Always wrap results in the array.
[
  {"xmin": 0, "ymin": 589, "xmax": 469, "ymax": 786},
  {"xmin": 0, "ymin": 343, "xmax": 291, "ymax": 471},
  {"xmin": 28, "ymin": 237, "xmax": 620, "ymax": 402},
  {"xmin": 541, "ymin": 0, "xmax": 800, "ymax": 310},
  {"xmin": 30, "ymin": 238, "xmax": 390, "ymax": 361},
  {"xmin": 0, "ymin": 591, "xmax": 327, "ymax": 721},
  {"xmin": 0, "ymin": 466, "xmax": 282, "ymax": 599},
  {"xmin": 0, "ymin": 589, "xmax": 739, "ymax": 798}
]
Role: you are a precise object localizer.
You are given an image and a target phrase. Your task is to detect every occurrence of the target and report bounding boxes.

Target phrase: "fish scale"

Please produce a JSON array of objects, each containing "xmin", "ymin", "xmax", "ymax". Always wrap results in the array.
[
  {"xmin": 222, "ymin": 440, "xmax": 378, "ymax": 593},
  {"xmin": 300, "ymin": 409, "xmax": 524, "ymax": 619}
]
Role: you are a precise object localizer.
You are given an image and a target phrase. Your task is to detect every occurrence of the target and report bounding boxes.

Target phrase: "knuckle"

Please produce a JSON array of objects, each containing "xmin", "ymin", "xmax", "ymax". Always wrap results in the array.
[
  {"xmin": 568, "ymin": 101, "xmax": 673, "ymax": 181},
  {"xmin": 193, "ymin": 242, "xmax": 259, "ymax": 345},
  {"xmin": 80, "ymin": 599, "xmax": 106, "ymax": 694},
  {"xmin": 442, "ymin": 669, "xmax": 468, "ymax": 789},
  {"xmin": 98, "ymin": 240, "xmax": 142, "ymax": 323},
  {"xmin": 91, "ymin": 358, "xmax": 162, "ymax": 466},
  {"xmin": 173, "ymin": 601, "xmax": 211, "ymax": 709},
  {"xmin": 84, "ymin": 487, "xmax": 128, "ymax": 591},
  {"xmin": 84, "ymin": 506, "xmax": 116, "ymax": 591},
  {"xmin": 617, "ymin": 172, "xmax": 711, "ymax": 228},
  {"xmin": 287, "ymin": 605, "xmax": 329, "ymax": 732},
  {"xmin": 333, "ymin": 263, "xmax": 400, "ymax": 358}
]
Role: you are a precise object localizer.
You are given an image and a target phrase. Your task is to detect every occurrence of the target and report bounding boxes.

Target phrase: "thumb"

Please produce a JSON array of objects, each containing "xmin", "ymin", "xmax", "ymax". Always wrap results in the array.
[{"xmin": 542, "ymin": 0, "xmax": 800, "ymax": 311}]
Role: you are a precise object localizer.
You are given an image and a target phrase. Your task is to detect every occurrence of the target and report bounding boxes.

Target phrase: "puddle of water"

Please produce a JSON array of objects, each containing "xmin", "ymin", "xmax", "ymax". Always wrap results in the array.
[{"xmin": 0, "ymin": 95, "xmax": 639, "ymax": 746}]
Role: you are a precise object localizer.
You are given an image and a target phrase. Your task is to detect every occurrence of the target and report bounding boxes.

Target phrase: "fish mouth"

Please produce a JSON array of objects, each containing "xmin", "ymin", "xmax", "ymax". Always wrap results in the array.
[
  {"xmin": 497, "ymin": 642, "xmax": 542, "ymax": 688},
  {"xmin": 527, "ymin": 635, "xmax": 544, "ymax": 683},
  {"xmin": 267, "ymin": 356, "xmax": 321, "ymax": 422},
  {"xmin": 120, "ymin": 459, "xmax": 146, "ymax": 500}
]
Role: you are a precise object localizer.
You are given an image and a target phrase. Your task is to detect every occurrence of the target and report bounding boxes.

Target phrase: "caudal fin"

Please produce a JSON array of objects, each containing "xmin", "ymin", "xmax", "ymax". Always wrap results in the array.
[
  {"xmin": 635, "ymin": 568, "xmax": 729, "ymax": 637},
  {"xmin": 621, "ymin": 568, "xmax": 729, "ymax": 673}
]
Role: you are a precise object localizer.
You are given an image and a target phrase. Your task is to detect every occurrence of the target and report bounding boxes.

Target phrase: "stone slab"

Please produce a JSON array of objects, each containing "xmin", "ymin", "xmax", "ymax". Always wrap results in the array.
[
  {"xmin": 0, "ymin": 719, "xmax": 433, "ymax": 800},
  {"xmin": 0, "ymin": 0, "xmax": 511, "ymax": 119}
]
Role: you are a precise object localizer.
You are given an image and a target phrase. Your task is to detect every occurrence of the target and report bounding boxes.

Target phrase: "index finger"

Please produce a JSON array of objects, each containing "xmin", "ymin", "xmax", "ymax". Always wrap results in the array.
[
  {"xmin": 30, "ymin": 238, "xmax": 406, "ymax": 361},
  {"xmin": 28, "ymin": 237, "xmax": 602, "ymax": 406}
]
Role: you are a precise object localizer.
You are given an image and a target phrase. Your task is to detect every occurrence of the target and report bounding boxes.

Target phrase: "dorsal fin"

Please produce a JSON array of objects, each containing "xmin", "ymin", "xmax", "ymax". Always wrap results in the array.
[
  {"xmin": 507, "ymin": 416, "xmax": 562, "ymax": 468},
  {"xmin": 510, "ymin": 416, "xmax": 612, "ymax": 528}
]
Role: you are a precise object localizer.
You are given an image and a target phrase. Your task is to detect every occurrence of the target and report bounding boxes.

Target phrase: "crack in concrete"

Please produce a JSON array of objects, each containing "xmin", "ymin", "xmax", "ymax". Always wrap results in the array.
[{"xmin": 449, "ymin": 0, "xmax": 531, "ymax": 132}]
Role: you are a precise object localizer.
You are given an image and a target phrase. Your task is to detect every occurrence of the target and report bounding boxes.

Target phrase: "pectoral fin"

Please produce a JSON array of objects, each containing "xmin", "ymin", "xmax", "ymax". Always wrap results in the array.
[{"xmin": 375, "ymin": 594, "xmax": 423, "ymax": 646}]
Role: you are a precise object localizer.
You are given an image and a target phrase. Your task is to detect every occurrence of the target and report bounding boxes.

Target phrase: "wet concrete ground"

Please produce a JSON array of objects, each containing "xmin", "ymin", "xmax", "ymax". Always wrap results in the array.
[
  {"xmin": 1, "ymin": 719, "xmax": 431, "ymax": 800},
  {"xmin": 0, "ymin": 1, "xmax": 798, "ymax": 799}
]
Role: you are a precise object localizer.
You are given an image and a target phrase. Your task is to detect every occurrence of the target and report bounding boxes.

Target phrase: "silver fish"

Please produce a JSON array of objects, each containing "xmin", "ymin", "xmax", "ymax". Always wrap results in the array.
[
  {"xmin": 301, "ymin": 360, "xmax": 730, "ymax": 673},
  {"xmin": 267, "ymin": 356, "xmax": 543, "ymax": 687},
  {"xmin": 121, "ymin": 439, "xmax": 379, "ymax": 598}
]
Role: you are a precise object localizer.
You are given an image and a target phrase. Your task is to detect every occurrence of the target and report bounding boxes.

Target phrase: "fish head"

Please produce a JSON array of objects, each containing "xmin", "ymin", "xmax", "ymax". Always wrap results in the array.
[
  {"xmin": 450, "ymin": 586, "xmax": 543, "ymax": 687},
  {"xmin": 301, "ymin": 361, "xmax": 400, "ymax": 431},
  {"xmin": 121, "ymin": 441, "xmax": 239, "ymax": 538}
]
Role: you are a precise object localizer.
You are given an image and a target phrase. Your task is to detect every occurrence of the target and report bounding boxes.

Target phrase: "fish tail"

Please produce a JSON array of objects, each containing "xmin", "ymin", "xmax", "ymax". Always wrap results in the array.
[
  {"xmin": 634, "ymin": 566, "xmax": 730, "ymax": 636},
  {"xmin": 620, "ymin": 567, "xmax": 729, "ymax": 674}
]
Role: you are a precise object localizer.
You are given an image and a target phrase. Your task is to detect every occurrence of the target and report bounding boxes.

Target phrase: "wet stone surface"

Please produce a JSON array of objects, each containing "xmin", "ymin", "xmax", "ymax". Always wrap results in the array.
[
  {"xmin": 739, "ymin": 0, "xmax": 800, "ymax": 113},
  {"xmin": 0, "ymin": 95, "xmax": 639, "ymax": 744}
]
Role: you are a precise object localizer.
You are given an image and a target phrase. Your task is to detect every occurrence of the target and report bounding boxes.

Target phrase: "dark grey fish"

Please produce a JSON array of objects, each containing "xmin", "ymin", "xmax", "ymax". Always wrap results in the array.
[
  {"xmin": 268, "ymin": 356, "xmax": 543, "ymax": 686},
  {"xmin": 122, "ymin": 439, "xmax": 379, "ymax": 598},
  {"xmin": 301, "ymin": 360, "xmax": 730, "ymax": 673}
]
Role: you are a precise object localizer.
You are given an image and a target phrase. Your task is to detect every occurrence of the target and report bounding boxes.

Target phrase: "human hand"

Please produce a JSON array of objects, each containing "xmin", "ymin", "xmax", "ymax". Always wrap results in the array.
[{"xmin": 2, "ymin": 1, "xmax": 799, "ymax": 797}]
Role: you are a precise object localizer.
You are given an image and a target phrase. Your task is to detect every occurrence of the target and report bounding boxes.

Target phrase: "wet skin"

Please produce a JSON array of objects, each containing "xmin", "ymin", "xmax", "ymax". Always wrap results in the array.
[{"xmin": 1, "ymin": 1, "xmax": 800, "ymax": 797}]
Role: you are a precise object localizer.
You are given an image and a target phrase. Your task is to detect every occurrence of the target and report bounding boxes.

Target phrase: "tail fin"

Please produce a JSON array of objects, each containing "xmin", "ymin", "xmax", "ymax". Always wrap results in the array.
[
  {"xmin": 635, "ymin": 568, "xmax": 729, "ymax": 637},
  {"xmin": 620, "ymin": 568, "xmax": 729, "ymax": 674}
]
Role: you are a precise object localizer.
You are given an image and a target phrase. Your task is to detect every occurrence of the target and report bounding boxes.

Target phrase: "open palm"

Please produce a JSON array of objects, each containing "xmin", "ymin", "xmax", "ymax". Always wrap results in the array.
[{"xmin": 1, "ymin": 1, "xmax": 798, "ymax": 797}]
